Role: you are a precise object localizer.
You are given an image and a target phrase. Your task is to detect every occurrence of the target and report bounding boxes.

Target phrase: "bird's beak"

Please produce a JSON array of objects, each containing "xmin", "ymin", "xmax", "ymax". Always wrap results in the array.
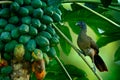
[{"xmin": 75, "ymin": 22, "xmax": 79, "ymax": 26}]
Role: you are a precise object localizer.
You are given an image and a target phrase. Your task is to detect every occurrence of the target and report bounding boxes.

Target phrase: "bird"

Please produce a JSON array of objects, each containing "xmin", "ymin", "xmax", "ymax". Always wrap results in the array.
[{"xmin": 76, "ymin": 21, "xmax": 108, "ymax": 72}]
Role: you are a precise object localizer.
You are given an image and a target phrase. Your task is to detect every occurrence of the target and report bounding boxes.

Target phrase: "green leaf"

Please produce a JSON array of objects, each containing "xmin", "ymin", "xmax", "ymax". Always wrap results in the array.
[
  {"xmin": 65, "ymin": 65, "xmax": 89, "ymax": 80},
  {"xmin": 103, "ymin": 10, "xmax": 120, "ymax": 24},
  {"xmin": 61, "ymin": 3, "xmax": 120, "ymax": 37},
  {"xmin": 58, "ymin": 25, "xmax": 72, "ymax": 55},
  {"xmin": 61, "ymin": 3, "xmax": 100, "ymax": 35},
  {"xmin": 45, "ymin": 59, "xmax": 88, "ymax": 80},
  {"xmin": 96, "ymin": 36, "xmax": 119, "ymax": 48},
  {"xmin": 30, "ymin": 72, "xmax": 37, "ymax": 80},
  {"xmin": 114, "ymin": 46, "xmax": 120, "ymax": 65}
]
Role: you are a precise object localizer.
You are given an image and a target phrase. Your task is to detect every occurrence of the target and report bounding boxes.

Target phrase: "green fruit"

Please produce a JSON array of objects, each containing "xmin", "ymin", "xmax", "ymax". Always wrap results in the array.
[
  {"xmin": 35, "ymin": 35, "xmax": 49, "ymax": 47},
  {"xmin": 5, "ymin": 24, "xmax": 15, "ymax": 31},
  {"xmin": 55, "ymin": 8, "xmax": 62, "ymax": 15},
  {"xmin": 41, "ymin": 46, "xmax": 50, "ymax": 52},
  {"xmin": 32, "ymin": 49, "xmax": 43, "ymax": 60},
  {"xmin": 39, "ymin": 31, "xmax": 52, "ymax": 40},
  {"xmin": 41, "ymin": 1, "xmax": 47, "ymax": 8},
  {"xmin": 15, "ymin": 0, "xmax": 24, "ymax": 5},
  {"xmin": 38, "ymin": 24, "xmax": 47, "ymax": 31},
  {"xmin": 2, "ymin": 76, "xmax": 10, "ymax": 80},
  {"xmin": 19, "ymin": 24, "xmax": 29, "ymax": 34},
  {"xmin": 1, "ymin": 4, "xmax": 9, "ymax": 8},
  {"xmin": 1, "ymin": 66, "xmax": 12, "ymax": 74},
  {"xmin": 31, "ymin": 0, "xmax": 42, "ymax": 8},
  {"xmin": 0, "ymin": 32, "xmax": 11, "ymax": 42},
  {"xmin": 14, "ymin": 44, "xmax": 25, "ymax": 61},
  {"xmin": 29, "ymin": 26, "xmax": 38, "ymax": 36},
  {"xmin": 0, "ymin": 19, "xmax": 7, "ymax": 28},
  {"xmin": 0, "ymin": 29, "xmax": 3, "ymax": 34},
  {"xmin": 47, "ymin": 47, "xmax": 56, "ymax": 57},
  {"xmin": 19, "ymin": 7, "xmax": 29, "ymax": 16},
  {"xmin": 42, "ymin": 15, "xmax": 53, "ymax": 24},
  {"xmin": 43, "ymin": 53, "xmax": 49, "ymax": 65},
  {"xmin": 8, "ymin": 16, "xmax": 19, "ymax": 24},
  {"xmin": 44, "ymin": 7, "xmax": 54, "ymax": 16},
  {"xmin": 50, "ymin": 36, "xmax": 59, "ymax": 46},
  {"xmin": 25, "ymin": 6, "xmax": 34, "ymax": 15},
  {"xmin": 19, "ymin": 35, "xmax": 31, "ymax": 44},
  {"xmin": 21, "ymin": 16, "xmax": 31, "ymax": 25},
  {"xmin": 0, "ymin": 40, "xmax": 4, "ymax": 51},
  {"xmin": 31, "ymin": 18, "xmax": 41, "ymax": 28},
  {"xmin": 4, "ymin": 53, "xmax": 12, "ymax": 60},
  {"xmin": 10, "ymin": 2, "xmax": 20, "ymax": 12},
  {"xmin": 0, "ymin": 76, "xmax": 10, "ymax": 80},
  {"xmin": 33, "ymin": 8, "xmax": 43, "ymax": 18},
  {"xmin": 24, "ymin": 0, "xmax": 31, "ymax": 5},
  {"xmin": 24, "ymin": 50, "xmax": 32, "ymax": 61},
  {"xmin": 52, "ymin": 12, "xmax": 61, "ymax": 22},
  {"xmin": 11, "ymin": 28, "xmax": 20, "ymax": 38},
  {"xmin": 26, "ymin": 39, "xmax": 36, "ymax": 52},
  {"xmin": 46, "ymin": 25, "xmax": 56, "ymax": 35},
  {"xmin": 5, "ymin": 40, "xmax": 18, "ymax": 52},
  {"xmin": 0, "ymin": 8, "xmax": 10, "ymax": 18}
]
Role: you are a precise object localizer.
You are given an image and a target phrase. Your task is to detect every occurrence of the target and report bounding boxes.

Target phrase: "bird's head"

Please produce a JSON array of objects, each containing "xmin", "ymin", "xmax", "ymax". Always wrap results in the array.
[{"xmin": 76, "ymin": 21, "xmax": 87, "ymax": 30}]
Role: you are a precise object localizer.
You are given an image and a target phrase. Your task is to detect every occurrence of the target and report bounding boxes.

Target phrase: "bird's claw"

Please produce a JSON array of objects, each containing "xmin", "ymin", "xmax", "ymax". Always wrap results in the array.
[{"xmin": 92, "ymin": 63, "xmax": 96, "ymax": 73}]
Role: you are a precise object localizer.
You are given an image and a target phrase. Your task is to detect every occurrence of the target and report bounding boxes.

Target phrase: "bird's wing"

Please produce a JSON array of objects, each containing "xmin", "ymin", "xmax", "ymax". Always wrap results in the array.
[{"xmin": 87, "ymin": 36, "xmax": 99, "ymax": 54}]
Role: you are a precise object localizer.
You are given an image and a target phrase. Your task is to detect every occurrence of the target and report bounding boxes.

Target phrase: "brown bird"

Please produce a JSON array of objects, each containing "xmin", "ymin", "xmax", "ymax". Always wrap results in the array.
[{"xmin": 76, "ymin": 21, "xmax": 108, "ymax": 72}]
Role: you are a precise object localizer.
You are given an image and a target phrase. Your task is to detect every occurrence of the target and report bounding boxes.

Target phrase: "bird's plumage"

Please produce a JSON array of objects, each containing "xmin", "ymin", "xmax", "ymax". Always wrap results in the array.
[{"xmin": 76, "ymin": 21, "xmax": 108, "ymax": 72}]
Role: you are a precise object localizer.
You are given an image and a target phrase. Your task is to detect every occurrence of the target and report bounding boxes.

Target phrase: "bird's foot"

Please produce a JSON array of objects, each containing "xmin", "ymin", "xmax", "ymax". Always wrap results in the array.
[{"xmin": 92, "ymin": 63, "xmax": 96, "ymax": 73}]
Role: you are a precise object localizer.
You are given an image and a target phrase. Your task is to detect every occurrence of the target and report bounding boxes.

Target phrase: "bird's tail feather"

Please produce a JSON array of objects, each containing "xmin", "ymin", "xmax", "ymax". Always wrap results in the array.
[{"xmin": 94, "ymin": 55, "xmax": 108, "ymax": 72}]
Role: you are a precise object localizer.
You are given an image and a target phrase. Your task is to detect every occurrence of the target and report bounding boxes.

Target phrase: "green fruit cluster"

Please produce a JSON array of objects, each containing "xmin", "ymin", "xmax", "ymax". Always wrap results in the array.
[{"xmin": 0, "ymin": 0, "xmax": 61, "ymax": 79}]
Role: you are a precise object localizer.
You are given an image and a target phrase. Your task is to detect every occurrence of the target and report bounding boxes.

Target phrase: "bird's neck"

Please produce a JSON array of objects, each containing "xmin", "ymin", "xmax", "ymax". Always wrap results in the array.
[{"xmin": 79, "ymin": 28, "xmax": 87, "ymax": 36}]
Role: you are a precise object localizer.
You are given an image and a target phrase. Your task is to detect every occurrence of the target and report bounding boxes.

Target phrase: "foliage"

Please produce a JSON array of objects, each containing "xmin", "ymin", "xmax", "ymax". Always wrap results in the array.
[{"xmin": 45, "ymin": 59, "xmax": 88, "ymax": 80}]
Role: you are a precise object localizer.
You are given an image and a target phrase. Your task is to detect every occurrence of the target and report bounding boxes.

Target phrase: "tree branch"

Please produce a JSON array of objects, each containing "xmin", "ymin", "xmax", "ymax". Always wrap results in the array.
[
  {"xmin": 0, "ymin": 1, "xmax": 12, "ymax": 4},
  {"xmin": 52, "ymin": 23, "xmax": 103, "ymax": 80},
  {"xmin": 55, "ymin": 55, "xmax": 73, "ymax": 80}
]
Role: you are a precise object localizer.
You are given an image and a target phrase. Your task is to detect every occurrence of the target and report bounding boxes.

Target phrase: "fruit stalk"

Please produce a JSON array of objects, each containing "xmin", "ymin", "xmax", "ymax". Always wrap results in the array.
[
  {"xmin": 55, "ymin": 55, "xmax": 73, "ymax": 80},
  {"xmin": 0, "ymin": 1, "xmax": 12, "ymax": 4}
]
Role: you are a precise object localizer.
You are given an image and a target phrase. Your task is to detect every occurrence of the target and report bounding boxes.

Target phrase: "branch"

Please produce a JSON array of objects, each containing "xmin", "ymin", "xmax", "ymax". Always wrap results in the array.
[
  {"xmin": 52, "ymin": 23, "xmax": 103, "ymax": 80},
  {"xmin": 0, "ymin": 1, "xmax": 12, "ymax": 4},
  {"xmin": 55, "ymin": 55, "xmax": 73, "ymax": 80}
]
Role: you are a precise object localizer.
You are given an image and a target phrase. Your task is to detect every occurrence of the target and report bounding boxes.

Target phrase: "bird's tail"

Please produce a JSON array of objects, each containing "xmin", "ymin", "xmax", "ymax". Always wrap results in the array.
[{"xmin": 94, "ymin": 54, "xmax": 108, "ymax": 72}]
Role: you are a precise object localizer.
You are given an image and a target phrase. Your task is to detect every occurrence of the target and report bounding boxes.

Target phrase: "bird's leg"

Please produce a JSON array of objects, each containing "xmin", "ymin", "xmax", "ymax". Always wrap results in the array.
[
  {"xmin": 92, "ymin": 58, "xmax": 96, "ymax": 73},
  {"xmin": 87, "ymin": 48, "xmax": 96, "ymax": 72}
]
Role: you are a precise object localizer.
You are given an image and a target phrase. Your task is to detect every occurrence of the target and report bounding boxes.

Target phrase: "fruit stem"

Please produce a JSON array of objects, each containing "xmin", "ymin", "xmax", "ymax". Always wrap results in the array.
[
  {"xmin": 0, "ymin": 1, "xmax": 12, "ymax": 4},
  {"xmin": 52, "ymin": 23, "xmax": 103, "ymax": 80},
  {"xmin": 55, "ymin": 55, "xmax": 73, "ymax": 80}
]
